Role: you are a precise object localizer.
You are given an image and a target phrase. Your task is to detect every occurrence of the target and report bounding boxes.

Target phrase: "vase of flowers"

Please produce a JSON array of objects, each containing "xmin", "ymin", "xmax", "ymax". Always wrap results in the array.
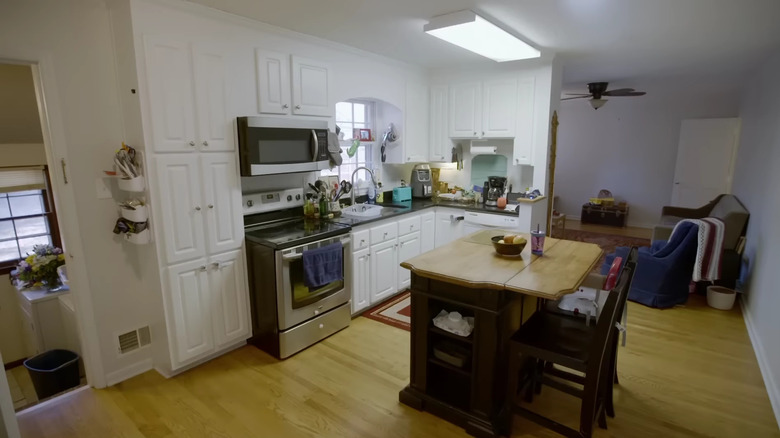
[{"xmin": 15, "ymin": 244, "xmax": 66, "ymax": 291}]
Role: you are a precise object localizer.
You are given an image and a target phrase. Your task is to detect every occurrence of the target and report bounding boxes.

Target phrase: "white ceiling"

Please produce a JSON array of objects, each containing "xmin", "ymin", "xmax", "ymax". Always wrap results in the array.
[{"xmin": 189, "ymin": 0, "xmax": 780, "ymax": 89}]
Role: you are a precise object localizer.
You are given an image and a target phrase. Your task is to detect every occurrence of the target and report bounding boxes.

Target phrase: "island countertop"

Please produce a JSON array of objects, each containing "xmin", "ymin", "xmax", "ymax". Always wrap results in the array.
[{"xmin": 400, "ymin": 229, "xmax": 603, "ymax": 300}]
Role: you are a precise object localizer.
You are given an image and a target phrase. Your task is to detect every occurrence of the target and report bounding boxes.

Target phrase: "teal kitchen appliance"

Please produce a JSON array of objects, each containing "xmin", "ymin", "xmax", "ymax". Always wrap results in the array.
[{"xmin": 393, "ymin": 186, "xmax": 412, "ymax": 202}]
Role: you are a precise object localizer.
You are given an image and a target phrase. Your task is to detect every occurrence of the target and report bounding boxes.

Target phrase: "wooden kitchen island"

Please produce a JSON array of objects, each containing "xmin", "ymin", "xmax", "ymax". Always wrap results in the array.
[{"xmin": 398, "ymin": 230, "xmax": 602, "ymax": 438}]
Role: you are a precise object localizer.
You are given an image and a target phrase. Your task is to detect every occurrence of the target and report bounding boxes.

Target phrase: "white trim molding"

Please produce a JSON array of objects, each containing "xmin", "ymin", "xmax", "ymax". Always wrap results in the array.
[
  {"xmin": 105, "ymin": 358, "xmax": 153, "ymax": 387},
  {"xmin": 741, "ymin": 297, "xmax": 780, "ymax": 429}
]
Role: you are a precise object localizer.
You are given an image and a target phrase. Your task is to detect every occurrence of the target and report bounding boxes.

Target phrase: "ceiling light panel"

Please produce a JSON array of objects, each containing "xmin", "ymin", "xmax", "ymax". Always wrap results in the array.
[{"xmin": 424, "ymin": 10, "xmax": 540, "ymax": 62}]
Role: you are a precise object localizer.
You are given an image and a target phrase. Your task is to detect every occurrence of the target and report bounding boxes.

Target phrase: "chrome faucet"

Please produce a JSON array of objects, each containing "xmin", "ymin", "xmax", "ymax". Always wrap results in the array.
[{"xmin": 350, "ymin": 166, "xmax": 377, "ymax": 206}]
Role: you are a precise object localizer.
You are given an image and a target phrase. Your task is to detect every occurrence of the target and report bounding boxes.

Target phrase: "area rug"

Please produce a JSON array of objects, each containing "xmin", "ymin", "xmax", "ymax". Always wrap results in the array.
[
  {"xmin": 562, "ymin": 229, "xmax": 651, "ymax": 271},
  {"xmin": 361, "ymin": 291, "xmax": 411, "ymax": 332}
]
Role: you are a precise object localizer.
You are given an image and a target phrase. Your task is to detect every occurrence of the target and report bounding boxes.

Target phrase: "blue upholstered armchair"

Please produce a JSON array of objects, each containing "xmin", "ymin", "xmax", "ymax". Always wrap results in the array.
[{"xmin": 602, "ymin": 221, "xmax": 699, "ymax": 308}]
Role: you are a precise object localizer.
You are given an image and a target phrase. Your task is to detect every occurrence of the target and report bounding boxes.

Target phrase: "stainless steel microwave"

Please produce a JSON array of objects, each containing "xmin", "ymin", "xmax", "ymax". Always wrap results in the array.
[{"xmin": 237, "ymin": 116, "xmax": 330, "ymax": 176}]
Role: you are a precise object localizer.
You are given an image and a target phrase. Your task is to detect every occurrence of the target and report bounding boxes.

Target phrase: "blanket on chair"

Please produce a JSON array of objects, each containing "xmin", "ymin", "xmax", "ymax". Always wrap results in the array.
[{"xmin": 669, "ymin": 218, "xmax": 725, "ymax": 281}]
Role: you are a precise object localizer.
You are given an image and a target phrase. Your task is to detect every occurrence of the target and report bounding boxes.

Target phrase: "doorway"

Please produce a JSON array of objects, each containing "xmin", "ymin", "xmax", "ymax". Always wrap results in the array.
[{"xmin": 0, "ymin": 63, "xmax": 87, "ymax": 413}]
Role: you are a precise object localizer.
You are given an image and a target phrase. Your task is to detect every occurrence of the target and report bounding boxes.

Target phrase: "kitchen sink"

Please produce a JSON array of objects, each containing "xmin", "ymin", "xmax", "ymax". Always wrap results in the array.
[{"xmin": 341, "ymin": 204, "xmax": 384, "ymax": 218}]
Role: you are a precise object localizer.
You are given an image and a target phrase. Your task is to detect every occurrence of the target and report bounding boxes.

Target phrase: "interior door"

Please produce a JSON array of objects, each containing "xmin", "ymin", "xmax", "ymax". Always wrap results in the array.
[
  {"xmin": 192, "ymin": 43, "xmax": 232, "ymax": 151},
  {"xmin": 397, "ymin": 232, "xmax": 421, "ymax": 290},
  {"xmin": 671, "ymin": 118, "xmax": 741, "ymax": 207},
  {"xmin": 0, "ymin": 350, "xmax": 20, "ymax": 438},
  {"xmin": 155, "ymin": 154, "xmax": 206, "ymax": 264},
  {"xmin": 291, "ymin": 56, "xmax": 330, "ymax": 117},
  {"xmin": 166, "ymin": 259, "xmax": 214, "ymax": 366},
  {"xmin": 255, "ymin": 49, "xmax": 291, "ymax": 115},
  {"xmin": 210, "ymin": 249, "xmax": 251, "ymax": 349},
  {"xmin": 370, "ymin": 240, "xmax": 397, "ymax": 303},
  {"xmin": 351, "ymin": 247, "xmax": 371, "ymax": 314},
  {"xmin": 143, "ymin": 36, "xmax": 196, "ymax": 152},
  {"xmin": 200, "ymin": 153, "xmax": 243, "ymax": 254},
  {"xmin": 449, "ymin": 82, "xmax": 481, "ymax": 138},
  {"xmin": 429, "ymin": 85, "xmax": 449, "ymax": 162},
  {"xmin": 482, "ymin": 79, "xmax": 517, "ymax": 138}
]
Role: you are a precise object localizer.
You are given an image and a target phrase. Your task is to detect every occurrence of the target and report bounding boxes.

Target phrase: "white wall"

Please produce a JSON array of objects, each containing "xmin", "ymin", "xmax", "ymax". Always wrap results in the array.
[
  {"xmin": 732, "ymin": 51, "xmax": 780, "ymax": 427},
  {"xmin": 0, "ymin": 64, "xmax": 42, "ymax": 144},
  {"xmin": 555, "ymin": 85, "xmax": 739, "ymax": 227}
]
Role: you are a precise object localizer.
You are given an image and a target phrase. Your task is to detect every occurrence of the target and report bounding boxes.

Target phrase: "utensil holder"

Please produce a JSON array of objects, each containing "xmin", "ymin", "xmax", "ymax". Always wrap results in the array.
[
  {"xmin": 118, "ymin": 175, "xmax": 145, "ymax": 192},
  {"xmin": 124, "ymin": 228, "xmax": 150, "ymax": 245},
  {"xmin": 120, "ymin": 205, "xmax": 148, "ymax": 222}
]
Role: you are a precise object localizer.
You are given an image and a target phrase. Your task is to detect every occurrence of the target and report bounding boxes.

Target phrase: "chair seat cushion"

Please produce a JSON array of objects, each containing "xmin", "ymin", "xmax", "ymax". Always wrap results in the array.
[{"xmin": 511, "ymin": 311, "xmax": 595, "ymax": 371}]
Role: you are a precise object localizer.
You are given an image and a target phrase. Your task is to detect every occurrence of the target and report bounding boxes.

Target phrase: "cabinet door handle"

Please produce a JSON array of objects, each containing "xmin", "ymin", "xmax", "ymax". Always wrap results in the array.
[
  {"xmin": 208, "ymin": 204, "xmax": 214, "ymax": 209},
  {"xmin": 195, "ymin": 206, "xmax": 201, "ymax": 211},
  {"xmin": 199, "ymin": 265, "xmax": 207, "ymax": 272},
  {"xmin": 189, "ymin": 141, "xmax": 196, "ymax": 147},
  {"xmin": 482, "ymin": 131, "xmax": 485, "ymax": 136},
  {"xmin": 60, "ymin": 159, "xmax": 69, "ymax": 184},
  {"xmin": 473, "ymin": 131, "xmax": 476, "ymax": 136},
  {"xmin": 211, "ymin": 262, "xmax": 220, "ymax": 269},
  {"xmin": 282, "ymin": 104, "xmax": 289, "ymax": 109},
  {"xmin": 295, "ymin": 105, "xmax": 301, "ymax": 110},
  {"xmin": 202, "ymin": 141, "xmax": 209, "ymax": 147}
]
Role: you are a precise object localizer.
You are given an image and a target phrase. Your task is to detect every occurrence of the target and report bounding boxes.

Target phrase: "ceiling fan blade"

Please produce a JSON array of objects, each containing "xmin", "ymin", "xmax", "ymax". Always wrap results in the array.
[
  {"xmin": 565, "ymin": 93, "xmax": 591, "ymax": 96},
  {"xmin": 604, "ymin": 88, "xmax": 642, "ymax": 96},
  {"xmin": 611, "ymin": 91, "xmax": 647, "ymax": 97},
  {"xmin": 560, "ymin": 96, "xmax": 590, "ymax": 101}
]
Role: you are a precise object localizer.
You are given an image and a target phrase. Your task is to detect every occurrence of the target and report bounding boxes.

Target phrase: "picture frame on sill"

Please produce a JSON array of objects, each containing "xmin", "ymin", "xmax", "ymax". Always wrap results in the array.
[{"xmin": 354, "ymin": 128, "xmax": 372, "ymax": 141}]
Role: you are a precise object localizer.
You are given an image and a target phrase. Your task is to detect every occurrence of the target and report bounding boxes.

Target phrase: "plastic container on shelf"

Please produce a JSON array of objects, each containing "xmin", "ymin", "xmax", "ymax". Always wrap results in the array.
[
  {"xmin": 124, "ymin": 228, "xmax": 150, "ymax": 245},
  {"xmin": 118, "ymin": 175, "xmax": 145, "ymax": 192},
  {"xmin": 120, "ymin": 204, "xmax": 148, "ymax": 222}
]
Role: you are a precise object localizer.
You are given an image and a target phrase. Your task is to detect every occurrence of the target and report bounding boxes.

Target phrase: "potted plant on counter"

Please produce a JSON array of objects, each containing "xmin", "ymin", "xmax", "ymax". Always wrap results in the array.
[{"xmin": 14, "ymin": 244, "xmax": 66, "ymax": 291}]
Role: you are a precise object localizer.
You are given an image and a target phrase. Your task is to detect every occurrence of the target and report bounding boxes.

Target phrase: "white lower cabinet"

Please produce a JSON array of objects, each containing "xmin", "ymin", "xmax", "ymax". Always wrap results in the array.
[
  {"xmin": 421, "ymin": 212, "xmax": 435, "ymax": 253},
  {"xmin": 435, "ymin": 209, "xmax": 465, "ymax": 247},
  {"xmin": 397, "ymin": 231, "xmax": 421, "ymax": 290},
  {"xmin": 351, "ymin": 247, "xmax": 371, "ymax": 314},
  {"xmin": 370, "ymin": 239, "xmax": 398, "ymax": 304},
  {"xmin": 165, "ymin": 249, "xmax": 250, "ymax": 367}
]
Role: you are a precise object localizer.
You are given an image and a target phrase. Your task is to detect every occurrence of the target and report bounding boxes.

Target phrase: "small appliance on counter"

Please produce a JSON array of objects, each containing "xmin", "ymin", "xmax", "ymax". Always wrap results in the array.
[
  {"xmin": 485, "ymin": 176, "xmax": 507, "ymax": 207},
  {"xmin": 410, "ymin": 164, "xmax": 433, "ymax": 198},
  {"xmin": 393, "ymin": 185, "xmax": 412, "ymax": 202}
]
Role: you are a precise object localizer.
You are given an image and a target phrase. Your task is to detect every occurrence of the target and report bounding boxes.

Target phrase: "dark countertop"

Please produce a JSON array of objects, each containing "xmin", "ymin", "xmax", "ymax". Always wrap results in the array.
[{"xmin": 328, "ymin": 198, "xmax": 522, "ymax": 228}]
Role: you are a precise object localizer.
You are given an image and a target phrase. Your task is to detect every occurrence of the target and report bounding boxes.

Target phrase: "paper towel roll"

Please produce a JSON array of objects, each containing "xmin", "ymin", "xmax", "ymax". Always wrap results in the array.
[{"xmin": 470, "ymin": 145, "xmax": 497, "ymax": 155}]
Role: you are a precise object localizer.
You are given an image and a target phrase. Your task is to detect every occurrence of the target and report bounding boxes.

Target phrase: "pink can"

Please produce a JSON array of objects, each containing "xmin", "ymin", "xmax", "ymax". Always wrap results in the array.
[{"xmin": 531, "ymin": 230, "xmax": 545, "ymax": 256}]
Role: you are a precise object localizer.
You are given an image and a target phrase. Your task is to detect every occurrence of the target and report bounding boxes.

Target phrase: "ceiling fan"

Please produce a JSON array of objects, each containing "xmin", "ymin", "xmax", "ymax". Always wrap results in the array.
[{"xmin": 562, "ymin": 82, "xmax": 646, "ymax": 110}]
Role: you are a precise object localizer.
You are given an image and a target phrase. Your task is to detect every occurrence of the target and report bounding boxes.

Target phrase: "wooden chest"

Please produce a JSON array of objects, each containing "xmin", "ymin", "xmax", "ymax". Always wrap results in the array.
[{"xmin": 580, "ymin": 203, "xmax": 629, "ymax": 227}]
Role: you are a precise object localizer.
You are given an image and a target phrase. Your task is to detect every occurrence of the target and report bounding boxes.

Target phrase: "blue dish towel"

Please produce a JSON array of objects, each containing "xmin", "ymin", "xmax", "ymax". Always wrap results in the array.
[{"xmin": 303, "ymin": 242, "xmax": 343, "ymax": 288}]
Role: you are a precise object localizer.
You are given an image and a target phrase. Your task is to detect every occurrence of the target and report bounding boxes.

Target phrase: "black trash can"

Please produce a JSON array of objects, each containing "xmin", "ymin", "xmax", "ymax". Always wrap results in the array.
[{"xmin": 23, "ymin": 349, "xmax": 80, "ymax": 400}]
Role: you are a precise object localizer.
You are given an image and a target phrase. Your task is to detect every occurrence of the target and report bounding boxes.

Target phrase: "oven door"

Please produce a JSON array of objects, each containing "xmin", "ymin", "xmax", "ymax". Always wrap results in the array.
[
  {"xmin": 237, "ymin": 116, "xmax": 329, "ymax": 176},
  {"xmin": 276, "ymin": 234, "xmax": 351, "ymax": 330}
]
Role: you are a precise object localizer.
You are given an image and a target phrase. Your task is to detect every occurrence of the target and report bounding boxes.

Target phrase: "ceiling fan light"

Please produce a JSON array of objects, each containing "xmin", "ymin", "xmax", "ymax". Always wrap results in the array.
[
  {"xmin": 589, "ymin": 98, "xmax": 607, "ymax": 110},
  {"xmin": 424, "ymin": 10, "xmax": 541, "ymax": 62}
]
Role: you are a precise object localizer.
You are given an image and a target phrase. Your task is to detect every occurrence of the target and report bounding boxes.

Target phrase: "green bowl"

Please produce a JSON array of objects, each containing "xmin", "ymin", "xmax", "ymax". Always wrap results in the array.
[{"xmin": 491, "ymin": 236, "xmax": 527, "ymax": 256}]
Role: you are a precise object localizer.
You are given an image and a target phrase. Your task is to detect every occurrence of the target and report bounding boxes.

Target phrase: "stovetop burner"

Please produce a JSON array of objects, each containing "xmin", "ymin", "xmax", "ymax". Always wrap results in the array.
[{"xmin": 245, "ymin": 217, "xmax": 350, "ymax": 249}]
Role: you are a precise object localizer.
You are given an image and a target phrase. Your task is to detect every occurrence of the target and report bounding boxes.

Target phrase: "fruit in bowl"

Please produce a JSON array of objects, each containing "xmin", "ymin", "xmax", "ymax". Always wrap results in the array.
[{"xmin": 492, "ymin": 235, "xmax": 527, "ymax": 256}]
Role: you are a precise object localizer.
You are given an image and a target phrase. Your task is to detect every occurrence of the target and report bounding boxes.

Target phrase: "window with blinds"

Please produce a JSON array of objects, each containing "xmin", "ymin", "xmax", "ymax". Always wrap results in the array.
[{"xmin": 0, "ymin": 167, "xmax": 62, "ymax": 274}]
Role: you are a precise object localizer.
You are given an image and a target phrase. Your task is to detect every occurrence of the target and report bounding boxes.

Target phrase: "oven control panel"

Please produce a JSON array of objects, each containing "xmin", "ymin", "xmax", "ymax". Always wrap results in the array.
[{"xmin": 243, "ymin": 188, "xmax": 304, "ymax": 215}]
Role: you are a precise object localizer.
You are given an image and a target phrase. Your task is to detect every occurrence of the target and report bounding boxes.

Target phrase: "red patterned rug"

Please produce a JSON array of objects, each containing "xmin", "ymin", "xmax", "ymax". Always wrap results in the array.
[
  {"xmin": 361, "ymin": 291, "xmax": 411, "ymax": 332},
  {"xmin": 562, "ymin": 229, "xmax": 650, "ymax": 271}
]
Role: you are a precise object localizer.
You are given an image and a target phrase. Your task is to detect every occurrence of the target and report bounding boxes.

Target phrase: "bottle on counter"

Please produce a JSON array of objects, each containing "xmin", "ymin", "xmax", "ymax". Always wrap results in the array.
[{"xmin": 367, "ymin": 184, "xmax": 376, "ymax": 204}]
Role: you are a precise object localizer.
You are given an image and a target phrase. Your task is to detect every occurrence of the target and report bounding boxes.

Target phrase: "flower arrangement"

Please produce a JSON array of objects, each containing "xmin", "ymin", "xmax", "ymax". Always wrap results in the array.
[{"xmin": 15, "ymin": 244, "xmax": 66, "ymax": 289}]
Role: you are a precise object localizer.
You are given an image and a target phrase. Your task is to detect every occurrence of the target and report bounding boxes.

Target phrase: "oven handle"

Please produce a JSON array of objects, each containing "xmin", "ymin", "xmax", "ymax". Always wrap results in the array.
[
  {"xmin": 281, "ymin": 236, "xmax": 351, "ymax": 261},
  {"xmin": 282, "ymin": 252, "xmax": 303, "ymax": 261},
  {"xmin": 311, "ymin": 130, "xmax": 318, "ymax": 162}
]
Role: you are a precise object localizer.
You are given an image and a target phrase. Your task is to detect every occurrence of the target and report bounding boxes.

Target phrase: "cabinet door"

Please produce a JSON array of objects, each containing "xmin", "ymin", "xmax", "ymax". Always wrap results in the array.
[
  {"xmin": 513, "ymin": 77, "xmax": 536, "ymax": 165},
  {"xmin": 255, "ymin": 49, "xmax": 291, "ymax": 115},
  {"xmin": 210, "ymin": 249, "xmax": 251, "ymax": 349},
  {"xmin": 403, "ymin": 80, "xmax": 430, "ymax": 163},
  {"xmin": 397, "ymin": 232, "xmax": 421, "ymax": 291},
  {"xmin": 351, "ymin": 247, "xmax": 371, "ymax": 315},
  {"xmin": 200, "ymin": 153, "xmax": 243, "ymax": 254},
  {"xmin": 144, "ymin": 36, "xmax": 196, "ymax": 152},
  {"xmin": 429, "ymin": 85, "xmax": 449, "ymax": 162},
  {"xmin": 156, "ymin": 154, "xmax": 206, "ymax": 264},
  {"xmin": 370, "ymin": 240, "xmax": 397, "ymax": 304},
  {"xmin": 435, "ymin": 210, "xmax": 464, "ymax": 248},
  {"xmin": 192, "ymin": 44, "xmax": 232, "ymax": 151},
  {"xmin": 482, "ymin": 79, "xmax": 517, "ymax": 138},
  {"xmin": 166, "ymin": 259, "xmax": 213, "ymax": 365},
  {"xmin": 449, "ymin": 82, "xmax": 481, "ymax": 138},
  {"xmin": 421, "ymin": 212, "xmax": 436, "ymax": 253},
  {"xmin": 291, "ymin": 56, "xmax": 331, "ymax": 117}
]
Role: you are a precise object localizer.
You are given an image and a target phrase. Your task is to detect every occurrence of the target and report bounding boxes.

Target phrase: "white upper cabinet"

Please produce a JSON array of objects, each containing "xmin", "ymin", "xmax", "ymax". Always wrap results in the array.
[
  {"xmin": 513, "ymin": 77, "xmax": 536, "ymax": 165},
  {"xmin": 291, "ymin": 56, "xmax": 331, "ymax": 117},
  {"xmin": 200, "ymin": 153, "xmax": 243, "ymax": 254},
  {"xmin": 403, "ymin": 80, "xmax": 430, "ymax": 163},
  {"xmin": 191, "ymin": 44, "xmax": 232, "ymax": 151},
  {"xmin": 449, "ymin": 82, "xmax": 481, "ymax": 138},
  {"xmin": 155, "ymin": 154, "xmax": 206, "ymax": 264},
  {"xmin": 144, "ymin": 36, "xmax": 231, "ymax": 152},
  {"xmin": 255, "ymin": 49, "xmax": 291, "ymax": 115},
  {"xmin": 144, "ymin": 37, "xmax": 196, "ymax": 152},
  {"xmin": 209, "ymin": 249, "xmax": 251, "ymax": 349},
  {"xmin": 429, "ymin": 85, "xmax": 449, "ymax": 162},
  {"xmin": 482, "ymin": 79, "xmax": 517, "ymax": 138},
  {"xmin": 166, "ymin": 259, "xmax": 214, "ymax": 365}
]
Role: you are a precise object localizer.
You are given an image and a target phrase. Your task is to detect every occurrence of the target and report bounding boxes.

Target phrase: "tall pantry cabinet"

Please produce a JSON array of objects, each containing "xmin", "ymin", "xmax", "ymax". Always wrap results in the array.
[{"xmin": 140, "ymin": 35, "xmax": 251, "ymax": 371}]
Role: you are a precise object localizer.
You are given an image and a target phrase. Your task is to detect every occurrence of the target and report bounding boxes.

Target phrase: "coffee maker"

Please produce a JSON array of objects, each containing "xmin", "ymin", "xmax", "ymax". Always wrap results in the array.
[
  {"xmin": 485, "ymin": 176, "xmax": 507, "ymax": 206},
  {"xmin": 410, "ymin": 164, "xmax": 433, "ymax": 198}
]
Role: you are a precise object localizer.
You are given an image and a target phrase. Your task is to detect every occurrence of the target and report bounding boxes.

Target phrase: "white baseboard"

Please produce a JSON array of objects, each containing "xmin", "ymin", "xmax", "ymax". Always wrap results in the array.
[
  {"xmin": 154, "ymin": 340, "xmax": 247, "ymax": 379},
  {"xmin": 741, "ymin": 297, "xmax": 780, "ymax": 429},
  {"xmin": 104, "ymin": 358, "xmax": 153, "ymax": 387}
]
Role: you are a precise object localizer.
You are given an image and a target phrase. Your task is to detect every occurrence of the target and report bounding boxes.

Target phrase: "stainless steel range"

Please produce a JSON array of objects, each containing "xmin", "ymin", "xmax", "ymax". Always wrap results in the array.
[{"xmin": 243, "ymin": 188, "xmax": 352, "ymax": 359}]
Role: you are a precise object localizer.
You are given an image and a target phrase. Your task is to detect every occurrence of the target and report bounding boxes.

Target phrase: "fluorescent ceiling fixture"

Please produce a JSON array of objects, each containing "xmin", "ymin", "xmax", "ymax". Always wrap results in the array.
[{"xmin": 424, "ymin": 10, "xmax": 540, "ymax": 62}]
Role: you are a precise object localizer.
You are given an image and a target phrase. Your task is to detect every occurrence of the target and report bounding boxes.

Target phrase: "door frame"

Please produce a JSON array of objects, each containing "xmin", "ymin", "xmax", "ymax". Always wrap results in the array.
[
  {"xmin": 0, "ymin": 349, "xmax": 21, "ymax": 438},
  {"xmin": 0, "ymin": 54, "xmax": 107, "ymax": 404}
]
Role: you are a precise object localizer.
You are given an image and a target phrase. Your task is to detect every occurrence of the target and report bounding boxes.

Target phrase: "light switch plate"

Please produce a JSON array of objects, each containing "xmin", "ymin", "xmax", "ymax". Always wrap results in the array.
[{"xmin": 96, "ymin": 177, "xmax": 112, "ymax": 199}]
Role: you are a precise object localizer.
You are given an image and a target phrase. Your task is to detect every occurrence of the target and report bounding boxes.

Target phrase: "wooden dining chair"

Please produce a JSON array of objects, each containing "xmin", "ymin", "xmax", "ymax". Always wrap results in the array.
[{"xmin": 506, "ymin": 263, "xmax": 635, "ymax": 438}]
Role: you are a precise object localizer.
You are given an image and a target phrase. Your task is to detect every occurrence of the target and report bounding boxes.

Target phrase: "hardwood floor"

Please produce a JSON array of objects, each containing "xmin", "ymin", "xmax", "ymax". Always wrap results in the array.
[
  {"xmin": 564, "ymin": 219, "xmax": 653, "ymax": 239},
  {"xmin": 16, "ymin": 295, "xmax": 779, "ymax": 438}
]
